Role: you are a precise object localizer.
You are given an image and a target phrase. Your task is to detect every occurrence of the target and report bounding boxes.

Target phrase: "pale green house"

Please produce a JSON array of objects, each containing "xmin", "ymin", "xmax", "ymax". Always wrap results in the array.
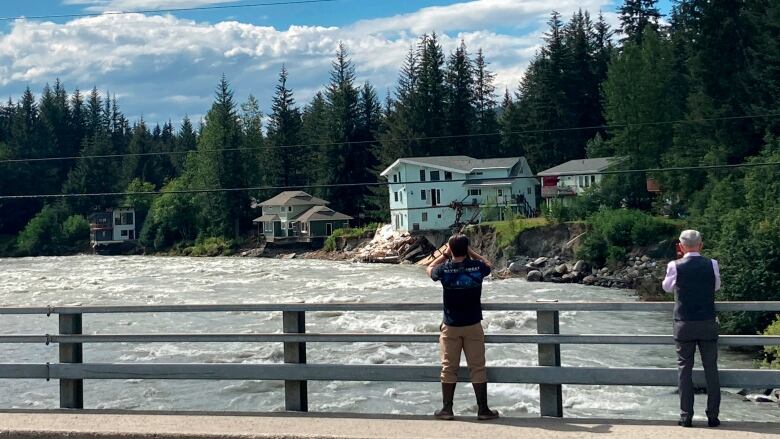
[{"xmin": 252, "ymin": 191, "xmax": 352, "ymax": 244}]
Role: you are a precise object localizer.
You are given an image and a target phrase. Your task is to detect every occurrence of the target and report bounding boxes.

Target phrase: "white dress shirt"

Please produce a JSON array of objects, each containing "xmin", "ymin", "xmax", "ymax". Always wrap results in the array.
[{"xmin": 662, "ymin": 252, "xmax": 721, "ymax": 293}]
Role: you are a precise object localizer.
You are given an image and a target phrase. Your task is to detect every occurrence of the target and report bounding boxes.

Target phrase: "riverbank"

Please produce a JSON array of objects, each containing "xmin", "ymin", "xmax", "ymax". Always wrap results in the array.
[{"xmin": 287, "ymin": 221, "xmax": 674, "ymax": 299}]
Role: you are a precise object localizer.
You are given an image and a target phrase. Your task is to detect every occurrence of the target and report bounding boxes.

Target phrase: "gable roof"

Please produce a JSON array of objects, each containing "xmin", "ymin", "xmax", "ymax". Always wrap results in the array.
[
  {"xmin": 295, "ymin": 205, "xmax": 353, "ymax": 222},
  {"xmin": 256, "ymin": 191, "xmax": 330, "ymax": 207},
  {"xmin": 380, "ymin": 156, "xmax": 523, "ymax": 177},
  {"xmin": 537, "ymin": 157, "xmax": 625, "ymax": 176}
]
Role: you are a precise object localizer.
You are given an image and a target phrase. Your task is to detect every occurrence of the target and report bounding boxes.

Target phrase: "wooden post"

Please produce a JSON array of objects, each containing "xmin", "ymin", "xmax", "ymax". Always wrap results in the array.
[
  {"xmin": 59, "ymin": 313, "xmax": 83, "ymax": 409},
  {"xmin": 537, "ymin": 305, "xmax": 562, "ymax": 417},
  {"xmin": 283, "ymin": 311, "xmax": 307, "ymax": 411}
]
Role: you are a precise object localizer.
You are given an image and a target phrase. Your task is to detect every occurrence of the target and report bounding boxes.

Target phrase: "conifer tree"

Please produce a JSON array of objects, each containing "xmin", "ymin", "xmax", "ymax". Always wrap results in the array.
[
  {"xmin": 172, "ymin": 116, "xmax": 197, "ymax": 174},
  {"xmin": 320, "ymin": 42, "xmax": 363, "ymax": 215},
  {"xmin": 415, "ymin": 33, "xmax": 447, "ymax": 155},
  {"xmin": 265, "ymin": 66, "xmax": 303, "ymax": 187},
  {"xmin": 444, "ymin": 40, "xmax": 475, "ymax": 156},
  {"xmin": 186, "ymin": 75, "xmax": 247, "ymax": 238},
  {"xmin": 618, "ymin": 0, "xmax": 661, "ymax": 45},
  {"xmin": 473, "ymin": 48, "xmax": 500, "ymax": 157}
]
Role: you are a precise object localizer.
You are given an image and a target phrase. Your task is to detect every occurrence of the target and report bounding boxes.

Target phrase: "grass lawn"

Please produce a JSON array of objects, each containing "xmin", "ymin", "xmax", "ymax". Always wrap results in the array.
[{"xmin": 479, "ymin": 217, "xmax": 548, "ymax": 248}]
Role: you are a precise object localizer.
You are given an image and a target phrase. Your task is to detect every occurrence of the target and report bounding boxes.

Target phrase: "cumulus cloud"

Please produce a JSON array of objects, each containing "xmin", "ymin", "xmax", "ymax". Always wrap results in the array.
[
  {"xmin": 63, "ymin": 0, "xmax": 235, "ymax": 13},
  {"xmin": 1, "ymin": 0, "xmax": 613, "ymax": 124}
]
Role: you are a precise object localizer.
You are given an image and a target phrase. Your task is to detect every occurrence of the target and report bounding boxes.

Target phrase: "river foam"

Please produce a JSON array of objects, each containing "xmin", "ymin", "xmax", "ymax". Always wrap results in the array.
[{"xmin": 0, "ymin": 255, "xmax": 777, "ymax": 422}]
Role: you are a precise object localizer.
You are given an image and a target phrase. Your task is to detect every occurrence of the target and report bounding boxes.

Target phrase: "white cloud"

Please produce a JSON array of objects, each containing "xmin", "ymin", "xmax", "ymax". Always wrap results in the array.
[
  {"xmin": 1, "ymin": 0, "xmax": 613, "ymax": 125},
  {"xmin": 63, "ymin": 0, "xmax": 235, "ymax": 13}
]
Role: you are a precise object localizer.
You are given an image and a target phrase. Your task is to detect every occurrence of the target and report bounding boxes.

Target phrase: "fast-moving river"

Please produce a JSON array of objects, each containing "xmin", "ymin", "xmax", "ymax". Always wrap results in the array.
[{"xmin": 0, "ymin": 255, "xmax": 777, "ymax": 422}]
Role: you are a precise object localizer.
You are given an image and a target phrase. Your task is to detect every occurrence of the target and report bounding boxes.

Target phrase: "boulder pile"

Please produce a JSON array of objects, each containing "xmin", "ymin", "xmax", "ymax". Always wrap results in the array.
[{"xmin": 499, "ymin": 254, "xmax": 665, "ymax": 290}]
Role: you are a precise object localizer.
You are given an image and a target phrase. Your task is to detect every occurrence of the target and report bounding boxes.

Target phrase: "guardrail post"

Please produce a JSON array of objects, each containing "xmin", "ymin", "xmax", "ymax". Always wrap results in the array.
[
  {"xmin": 537, "ymin": 303, "xmax": 562, "ymax": 417},
  {"xmin": 282, "ymin": 310, "xmax": 307, "ymax": 412},
  {"xmin": 59, "ymin": 312, "xmax": 83, "ymax": 409}
]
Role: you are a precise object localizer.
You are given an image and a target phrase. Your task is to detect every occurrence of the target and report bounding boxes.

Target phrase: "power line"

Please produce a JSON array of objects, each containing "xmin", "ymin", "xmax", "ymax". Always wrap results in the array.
[
  {"xmin": 2, "ymin": 112, "xmax": 778, "ymax": 165},
  {"xmin": 0, "ymin": 0, "xmax": 340, "ymax": 22},
  {"xmin": 1, "ymin": 161, "xmax": 778, "ymax": 200}
]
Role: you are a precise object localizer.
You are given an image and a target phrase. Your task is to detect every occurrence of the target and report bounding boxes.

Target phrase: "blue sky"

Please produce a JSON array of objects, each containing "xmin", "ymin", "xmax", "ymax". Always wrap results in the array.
[{"xmin": 0, "ymin": 1, "xmax": 674, "ymax": 126}]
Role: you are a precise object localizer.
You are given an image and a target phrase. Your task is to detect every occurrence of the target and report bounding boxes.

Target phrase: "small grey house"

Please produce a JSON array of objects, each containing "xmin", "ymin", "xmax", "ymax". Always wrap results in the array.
[
  {"xmin": 252, "ymin": 191, "xmax": 352, "ymax": 244},
  {"xmin": 538, "ymin": 157, "xmax": 625, "ymax": 207}
]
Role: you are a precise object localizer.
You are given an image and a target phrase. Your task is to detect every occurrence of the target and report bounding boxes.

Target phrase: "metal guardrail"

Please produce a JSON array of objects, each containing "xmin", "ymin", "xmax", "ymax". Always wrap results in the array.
[{"xmin": 0, "ymin": 301, "xmax": 779, "ymax": 417}]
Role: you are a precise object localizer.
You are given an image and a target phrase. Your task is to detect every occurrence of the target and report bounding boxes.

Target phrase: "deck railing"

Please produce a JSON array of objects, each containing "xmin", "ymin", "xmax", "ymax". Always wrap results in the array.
[{"xmin": 1, "ymin": 301, "xmax": 779, "ymax": 417}]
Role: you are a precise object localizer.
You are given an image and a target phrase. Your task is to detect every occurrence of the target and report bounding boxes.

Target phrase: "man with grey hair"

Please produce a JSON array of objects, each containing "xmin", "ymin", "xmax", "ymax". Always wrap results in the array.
[{"xmin": 663, "ymin": 229, "xmax": 722, "ymax": 428}]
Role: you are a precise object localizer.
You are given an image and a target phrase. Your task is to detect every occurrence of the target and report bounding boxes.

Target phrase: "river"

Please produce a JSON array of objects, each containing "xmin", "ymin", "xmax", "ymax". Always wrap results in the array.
[{"xmin": 0, "ymin": 255, "xmax": 777, "ymax": 422}]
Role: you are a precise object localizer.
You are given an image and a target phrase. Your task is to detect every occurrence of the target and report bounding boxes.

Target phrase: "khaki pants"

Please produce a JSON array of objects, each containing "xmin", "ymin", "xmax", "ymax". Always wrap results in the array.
[{"xmin": 439, "ymin": 322, "xmax": 487, "ymax": 383}]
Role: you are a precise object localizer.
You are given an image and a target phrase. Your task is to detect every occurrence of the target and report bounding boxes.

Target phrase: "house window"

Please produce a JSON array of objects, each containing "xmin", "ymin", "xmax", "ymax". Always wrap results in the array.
[
  {"xmin": 288, "ymin": 222, "xmax": 294, "ymax": 230},
  {"xmin": 430, "ymin": 171, "xmax": 440, "ymax": 181},
  {"xmin": 412, "ymin": 223, "xmax": 420, "ymax": 231},
  {"xmin": 437, "ymin": 214, "xmax": 442, "ymax": 219},
  {"xmin": 444, "ymin": 171, "xmax": 452, "ymax": 181},
  {"xmin": 287, "ymin": 206, "xmax": 292, "ymax": 212},
  {"xmin": 422, "ymin": 212, "xmax": 428, "ymax": 222},
  {"xmin": 497, "ymin": 189, "xmax": 503, "ymax": 197},
  {"xmin": 394, "ymin": 192, "xmax": 399, "ymax": 202},
  {"xmin": 120, "ymin": 230, "xmax": 128, "ymax": 237},
  {"xmin": 420, "ymin": 170, "xmax": 426, "ymax": 181},
  {"xmin": 393, "ymin": 174, "xmax": 398, "ymax": 183},
  {"xmin": 264, "ymin": 222, "xmax": 273, "ymax": 232},
  {"xmin": 527, "ymin": 187, "xmax": 532, "ymax": 195},
  {"xmin": 591, "ymin": 175, "xmax": 596, "ymax": 184},
  {"xmin": 421, "ymin": 190, "xmax": 426, "ymax": 201},
  {"xmin": 468, "ymin": 189, "xmax": 481, "ymax": 196}
]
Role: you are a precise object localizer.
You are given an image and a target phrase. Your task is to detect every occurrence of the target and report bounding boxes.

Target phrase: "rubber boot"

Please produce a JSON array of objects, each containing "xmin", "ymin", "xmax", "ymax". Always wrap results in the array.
[
  {"xmin": 472, "ymin": 382, "xmax": 499, "ymax": 420},
  {"xmin": 434, "ymin": 382, "xmax": 456, "ymax": 420}
]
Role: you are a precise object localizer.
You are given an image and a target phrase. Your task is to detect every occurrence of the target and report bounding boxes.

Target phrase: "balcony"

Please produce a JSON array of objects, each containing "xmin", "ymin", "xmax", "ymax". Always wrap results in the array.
[{"xmin": 541, "ymin": 185, "xmax": 577, "ymax": 198}]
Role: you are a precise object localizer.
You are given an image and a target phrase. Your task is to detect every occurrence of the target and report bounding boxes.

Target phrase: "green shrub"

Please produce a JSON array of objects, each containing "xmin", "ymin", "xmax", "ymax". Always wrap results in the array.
[
  {"xmin": 759, "ymin": 315, "xmax": 780, "ymax": 369},
  {"xmin": 15, "ymin": 207, "xmax": 89, "ymax": 256},
  {"xmin": 577, "ymin": 209, "xmax": 679, "ymax": 266},
  {"xmin": 61, "ymin": 215, "xmax": 90, "ymax": 246},
  {"xmin": 323, "ymin": 224, "xmax": 378, "ymax": 252},
  {"xmin": 543, "ymin": 200, "xmax": 573, "ymax": 224},
  {"xmin": 187, "ymin": 237, "xmax": 236, "ymax": 256}
]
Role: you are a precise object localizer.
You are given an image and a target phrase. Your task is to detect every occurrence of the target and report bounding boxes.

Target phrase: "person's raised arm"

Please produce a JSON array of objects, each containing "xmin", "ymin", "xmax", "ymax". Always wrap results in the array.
[
  {"xmin": 468, "ymin": 248, "xmax": 492, "ymax": 269},
  {"xmin": 427, "ymin": 247, "xmax": 450, "ymax": 279}
]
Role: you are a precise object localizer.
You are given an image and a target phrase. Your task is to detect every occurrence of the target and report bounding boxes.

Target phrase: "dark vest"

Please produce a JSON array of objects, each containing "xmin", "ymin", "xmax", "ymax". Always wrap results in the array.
[{"xmin": 673, "ymin": 255, "xmax": 716, "ymax": 321}]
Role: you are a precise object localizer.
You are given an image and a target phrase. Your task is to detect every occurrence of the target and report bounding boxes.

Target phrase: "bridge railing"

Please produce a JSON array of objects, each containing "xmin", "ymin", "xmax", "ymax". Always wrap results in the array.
[{"xmin": 1, "ymin": 301, "xmax": 779, "ymax": 417}]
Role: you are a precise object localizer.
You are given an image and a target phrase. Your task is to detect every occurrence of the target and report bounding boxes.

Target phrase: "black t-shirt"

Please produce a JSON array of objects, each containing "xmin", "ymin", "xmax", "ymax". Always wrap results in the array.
[{"xmin": 431, "ymin": 258, "xmax": 491, "ymax": 326}]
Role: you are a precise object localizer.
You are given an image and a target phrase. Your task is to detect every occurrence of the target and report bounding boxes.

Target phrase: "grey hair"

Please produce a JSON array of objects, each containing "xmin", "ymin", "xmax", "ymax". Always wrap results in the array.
[{"xmin": 679, "ymin": 230, "xmax": 702, "ymax": 248}]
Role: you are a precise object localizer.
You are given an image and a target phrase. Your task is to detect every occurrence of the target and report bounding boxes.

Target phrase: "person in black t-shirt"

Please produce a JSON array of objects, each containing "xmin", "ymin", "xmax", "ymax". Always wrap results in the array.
[{"xmin": 427, "ymin": 234, "xmax": 498, "ymax": 421}]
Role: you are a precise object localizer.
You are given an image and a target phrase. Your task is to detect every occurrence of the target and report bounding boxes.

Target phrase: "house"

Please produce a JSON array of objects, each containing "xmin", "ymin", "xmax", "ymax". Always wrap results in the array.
[
  {"xmin": 380, "ymin": 156, "xmax": 537, "ymax": 232},
  {"xmin": 537, "ymin": 157, "xmax": 625, "ymax": 207},
  {"xmin": 88, "ymin": 207, "xmax": 137, "ymax": 245},
  {"xmin": 252, "ymin": 191, "xmax": 352, "ymax": 244}
]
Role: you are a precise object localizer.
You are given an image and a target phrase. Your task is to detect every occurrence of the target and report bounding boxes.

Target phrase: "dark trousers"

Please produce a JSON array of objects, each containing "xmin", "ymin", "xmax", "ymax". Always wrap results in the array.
[{"xmin": 674, "ymin": 319, "xmax": 720, "ymax": 418}]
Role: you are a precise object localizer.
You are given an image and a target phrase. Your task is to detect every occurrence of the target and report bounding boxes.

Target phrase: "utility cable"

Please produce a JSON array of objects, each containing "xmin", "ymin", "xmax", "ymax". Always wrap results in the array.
[
  {"xmin": 1, "ymin": 161, "xmax": 778, "ymax": 200},
  {"xmin": 1, "ymin": 112, "xmax": 778, "ymax": 165},
  {"xmin": 0, "ymin": 0, "xmax": 340, "ymax": 22}
]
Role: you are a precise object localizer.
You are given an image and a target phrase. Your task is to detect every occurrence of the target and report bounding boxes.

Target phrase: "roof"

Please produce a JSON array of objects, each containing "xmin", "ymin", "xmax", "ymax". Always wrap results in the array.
[
  {"xmin": 252, "ymin": 214, "xmax": 280, "ymax": 223},
  {"xmin": 256, "ymin": 191, "xmax": 330, "ymax": 207},
  {"xmin": 537, "ymin": 157, "xmax": 625, "ymax": 176},
  {"xmin": 380, "ymin": 156, "xmax": 523, "ymax": 177},
  {"xmin": 295, "ymin": 206, "xmax": 353, "ymax": 222},
  {"xmin": 462, "ymin": 178, "xmax": 516, "ymax": 187}
]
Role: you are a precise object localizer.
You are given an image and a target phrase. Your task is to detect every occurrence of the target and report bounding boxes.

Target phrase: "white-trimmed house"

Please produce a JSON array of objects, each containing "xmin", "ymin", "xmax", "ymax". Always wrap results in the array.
[
  {"xmin": 252, "ymin": 191, "xmax": 352, "ymax": 244},
  {"xmin": 380, "ymin": 156, "xmax": 537, "ymax": 232},
  {"xmin": 537, "ymin": 157, "xmax": 625, "ymax": 207}
]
